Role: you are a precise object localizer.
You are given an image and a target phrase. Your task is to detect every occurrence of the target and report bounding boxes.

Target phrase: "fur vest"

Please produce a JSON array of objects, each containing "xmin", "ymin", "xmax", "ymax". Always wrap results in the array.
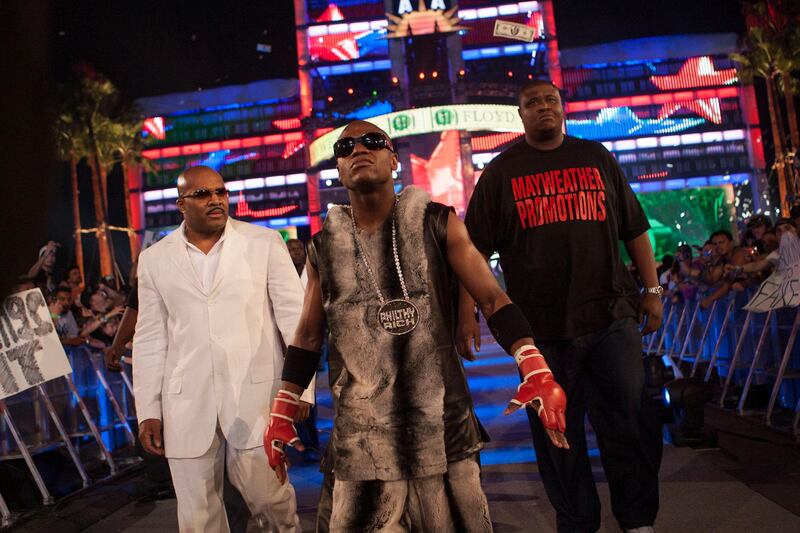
[{"xmin": 311, "ymin": 186, "xmax": 482, "ymax": 481}]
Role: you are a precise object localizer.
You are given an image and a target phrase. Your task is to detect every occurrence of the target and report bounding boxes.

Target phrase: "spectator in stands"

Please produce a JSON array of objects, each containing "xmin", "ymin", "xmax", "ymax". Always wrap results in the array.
[
  {"xmin": 747, "ymin": 214, "xmax": 778, "ymax": 255},
  {"xmin": 48, "ymin": 286, "xmax": 83, "ymax": 346},
  {"xmin": 747, "ymin": 214, "xmax": 771, "ymax": 240},
  {"xmin": 28, "ymin": 240, "xmax": 59, "ymax": 295},
  {"xmin": 674, "ymin": 244, "xmax": 701, "ymax": 301},
  {"xmin": 80, "ymin": 290, "xmax": 124, "ymax": 339},
  {"xmin": 88, "ymin": 315, "xmax": 119, "ymax": 349},
  {"xmin": 104, "ymin": 285, "xmax": 138, "ymax": 373},
  {"xmin": 657, "ymin": 254, "xmax": 674, "ymax": 287},
  {"xmin": 700, "ymin": 230, "xmax": 749, "ymax": 309},
  {"xmin": 725, "ymin": 218, "xmax": 800, "ymax": 277},
  {"xmin": 62, "ymin": 265, "xmax": 84, "ymax": 302}
]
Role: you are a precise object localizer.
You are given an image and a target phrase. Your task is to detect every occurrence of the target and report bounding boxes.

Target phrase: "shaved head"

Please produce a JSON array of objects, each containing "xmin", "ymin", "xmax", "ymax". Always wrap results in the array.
[
  {"xmin": 335, "ymin": 120, "xmax": 398, "ymax": 194},
  {"xmin": 340, "ymin": 120, "xmax": 392, "ymax": 147},
  {"xmin": 176, "ymin": 165, "xmax": 228, "ymax": 235},
  {"xmin": 177, "ymin": 165, "xmax": 221, "ymax": 195}
]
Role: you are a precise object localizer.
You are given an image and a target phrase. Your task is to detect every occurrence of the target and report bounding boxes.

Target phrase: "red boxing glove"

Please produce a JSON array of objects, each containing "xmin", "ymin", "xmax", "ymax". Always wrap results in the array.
[
  {"xmin": 506, "ymin": 345, "xmax": 567, "ymax": 433},
  {"xmin": 263, "ymin": 390, "xmax": 303, "ymax": 476}
]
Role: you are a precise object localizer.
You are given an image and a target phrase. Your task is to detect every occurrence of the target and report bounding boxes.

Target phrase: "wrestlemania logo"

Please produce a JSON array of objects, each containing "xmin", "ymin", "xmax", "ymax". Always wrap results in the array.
[{"xmin": 386, "ymin": 0, "xmax": 466, "ymax": 38}]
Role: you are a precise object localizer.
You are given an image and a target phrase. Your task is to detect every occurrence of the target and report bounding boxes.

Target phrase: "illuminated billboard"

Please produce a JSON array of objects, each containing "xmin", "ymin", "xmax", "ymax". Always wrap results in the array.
[{"xmin": 310, "ymin": 104, "xmax": 522, "ymax": 165}]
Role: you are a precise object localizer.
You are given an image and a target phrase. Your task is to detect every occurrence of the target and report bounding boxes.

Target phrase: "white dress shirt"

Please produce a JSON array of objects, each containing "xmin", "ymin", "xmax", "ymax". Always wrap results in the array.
[{"xmin": 181, "ymin": 229, "xmax": 226, "ymax": 290}]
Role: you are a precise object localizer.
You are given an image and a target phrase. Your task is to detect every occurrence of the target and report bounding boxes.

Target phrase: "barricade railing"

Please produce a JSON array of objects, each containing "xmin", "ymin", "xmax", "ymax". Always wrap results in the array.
[
  {"xmin": 643, "ymin": 288, "xmax": 800, "ymax": 435},
  {"xmin": 0, "ymin": 345, "xmax": 137, "ymax": 527}
]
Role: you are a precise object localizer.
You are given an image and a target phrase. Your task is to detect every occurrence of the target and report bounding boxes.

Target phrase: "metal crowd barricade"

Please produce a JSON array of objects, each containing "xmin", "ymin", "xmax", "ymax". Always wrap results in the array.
[
  {"xmin": 642, "ymin": 285, "xmax": 800, "ymax": 435},
  {"xmin": 764, "ymin": 308, "xmax": 800, "ymax": 426},
  {"xmin": 703, "ymin": 295, "xmax": 739, "ymax": 383},
  {"xmin": 0, "ymin": 345, "xmax": 137, "ymax": 526}
]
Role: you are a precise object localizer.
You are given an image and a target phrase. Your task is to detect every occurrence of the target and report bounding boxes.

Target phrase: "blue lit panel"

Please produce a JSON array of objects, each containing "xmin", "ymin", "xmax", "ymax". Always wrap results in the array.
[{"xmin": 567, "ymin": 107, "xmax": 705, "ymax": 141}]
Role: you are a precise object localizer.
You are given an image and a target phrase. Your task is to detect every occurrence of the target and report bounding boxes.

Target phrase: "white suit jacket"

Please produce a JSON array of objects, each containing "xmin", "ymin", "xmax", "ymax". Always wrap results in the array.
[{"xmin": 133, "ymin": 218, "xmax": 311, "ymax": 458}]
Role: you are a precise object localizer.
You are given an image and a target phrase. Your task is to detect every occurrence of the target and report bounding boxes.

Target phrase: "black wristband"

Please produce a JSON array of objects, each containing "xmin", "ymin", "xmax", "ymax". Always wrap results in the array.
[
  {"xmin": 281, "ymin": 345, "xmax": 320, "ymax": 388},
  {"xmin": 486, "ymin": 303, "xmax": 534, "ymax": 354}
]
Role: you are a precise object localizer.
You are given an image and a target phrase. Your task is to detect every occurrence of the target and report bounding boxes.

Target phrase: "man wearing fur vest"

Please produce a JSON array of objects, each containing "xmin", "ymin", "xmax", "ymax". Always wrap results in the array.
[{"xmin": 264, "ymin": 120, "xmax": 569, "ymax": 531}]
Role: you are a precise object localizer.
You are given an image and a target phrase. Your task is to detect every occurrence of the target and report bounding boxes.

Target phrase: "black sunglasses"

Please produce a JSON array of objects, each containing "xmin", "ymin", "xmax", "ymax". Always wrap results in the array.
[
  {"xmin": 179, "ymin": 187, "xmax": 229, "ymax": 200},
  {"xmin": 333, "ymin": 132, "xmax": 395, "ymax": 159}
]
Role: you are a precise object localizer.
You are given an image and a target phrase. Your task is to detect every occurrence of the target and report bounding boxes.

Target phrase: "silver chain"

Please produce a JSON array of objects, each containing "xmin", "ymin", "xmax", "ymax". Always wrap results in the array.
[{"xmin": 347, "ymin": 199, "xmax": 410, "ymax": 305}]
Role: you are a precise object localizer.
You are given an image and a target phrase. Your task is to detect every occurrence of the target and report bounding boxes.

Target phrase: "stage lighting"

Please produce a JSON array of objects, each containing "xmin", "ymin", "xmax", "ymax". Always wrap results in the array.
[
  {"xmin": 458, "ymin": 69, "xmax": 465, "ymax": 77},
  {"xmin": 643, "ymin": 354, "xmax": 674, "ymax": 390},
  {"xmin": 327, "ymin": 96, "xmax": 334, "ymax": 103},
  {"xmin": 419, "ymin": 72, "xmax": 425, "ymax": 80},
  {"xmin": 391, "ymin": 76, "xmax": 399, "ymax": 84},
  {"xmin": 347, "ymin": 88, "xmax": 354, "ymax": 95},
  {"xmin": 432, "ymin": 70, "xmax": 438, "ymax": 78},
  {"xmin": 507, "ymin": 70, "xmax": 514, "ymax": 77},
  {"xmin": 663, "ymin": 377, "xmax": 717, "ymax": 448},
  {"xmin": 642, "ymin": 354, "xmax": 675, "ymax": 424}
]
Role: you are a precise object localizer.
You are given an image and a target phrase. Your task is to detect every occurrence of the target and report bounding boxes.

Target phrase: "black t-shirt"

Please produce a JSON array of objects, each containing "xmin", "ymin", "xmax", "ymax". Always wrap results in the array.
[{"xmin": 465, "ymin": 136, "xmax": 650, "ymax": 341}]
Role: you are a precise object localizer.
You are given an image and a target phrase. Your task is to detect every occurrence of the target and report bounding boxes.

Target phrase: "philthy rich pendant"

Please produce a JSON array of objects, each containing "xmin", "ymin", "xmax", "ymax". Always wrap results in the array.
[{"xmin": 377, "ymin": 299, "xmax": 419, "ymax": 335}]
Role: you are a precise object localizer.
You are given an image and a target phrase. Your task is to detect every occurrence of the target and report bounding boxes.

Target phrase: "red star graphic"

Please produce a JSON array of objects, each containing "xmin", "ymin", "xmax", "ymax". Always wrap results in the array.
[
  {"xmin": 650, "ymin": 56, "xmax": 737, "ymax": 91},
  {"xmin": 658, "ymin": 97, "xmax": 722, "ymax": 124}
]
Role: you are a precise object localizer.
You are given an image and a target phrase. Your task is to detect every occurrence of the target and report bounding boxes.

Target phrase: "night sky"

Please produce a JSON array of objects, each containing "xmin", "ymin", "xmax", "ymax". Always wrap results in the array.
[{"xmin": 53, "ymin": 0, "xmax": 745, "ymax": 102}]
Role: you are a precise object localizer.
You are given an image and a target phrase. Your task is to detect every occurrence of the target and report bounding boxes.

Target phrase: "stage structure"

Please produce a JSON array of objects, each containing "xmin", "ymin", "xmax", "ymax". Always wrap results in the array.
[{"xmin": 134, "ymin": 2, "xmax": 766, "ymax": 255}]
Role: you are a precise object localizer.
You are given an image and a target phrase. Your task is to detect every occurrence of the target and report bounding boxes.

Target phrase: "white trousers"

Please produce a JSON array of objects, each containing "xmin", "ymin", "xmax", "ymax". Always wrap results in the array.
[{"xmin": 168, "ymin": 425, "xmax": 300, "ymax": 533}]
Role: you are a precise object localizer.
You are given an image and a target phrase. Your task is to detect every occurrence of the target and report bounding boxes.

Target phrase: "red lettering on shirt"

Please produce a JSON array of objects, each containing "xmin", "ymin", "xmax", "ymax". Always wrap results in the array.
[
  {"xmin": 576, "ymin": 167, "xmax": 589, "ymax": 189},
  {"xmin": 593, "ymin": 168, "xmax": 606, "ymax": 190},
  {"xmin": 512, "ymin": 177, "xmax": 526, "ymax": 201},
  {"xmin": 511, "ymin": 166, "xmax": 610, "ymax": 229},
  {"xmin": 597, "ymin": 191, "xmax": 607, "ymax": 221},
  {"xmin": 525, "ymin": 175, "xmax": 537, "ymax": 198},
  {"xmin": 516, "ymin": 200, "xmax": 528, "ymax": 228}
]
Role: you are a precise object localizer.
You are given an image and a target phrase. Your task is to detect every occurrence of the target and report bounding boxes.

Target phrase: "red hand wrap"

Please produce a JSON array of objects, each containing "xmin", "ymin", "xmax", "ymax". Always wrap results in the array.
[
  {"xmin": 510, "ymin": 346, "xmax": 567, "ymax": 433},
  {"xmin": 263, "ymin": 390, "xmax": 301, "ymax": 470}
]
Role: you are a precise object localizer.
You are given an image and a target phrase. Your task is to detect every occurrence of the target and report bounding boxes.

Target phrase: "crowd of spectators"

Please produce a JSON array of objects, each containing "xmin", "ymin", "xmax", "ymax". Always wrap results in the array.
[
  {"xmin": 14, "ymin": 241, "xmax": 133, "ymax": 353},
  {"xmin": 20, "ymin": 206, "xmax": 800, "ymax": 353},
  {"xmin": 651, "ymin": 206, "xmax": 800, "ymax": 311}
]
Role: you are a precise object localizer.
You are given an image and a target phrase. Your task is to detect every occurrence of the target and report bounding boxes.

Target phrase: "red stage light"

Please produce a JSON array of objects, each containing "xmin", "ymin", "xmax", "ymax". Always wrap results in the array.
[
  {"xmin": 458, "ymin": 69, "xmax": 465, "ymax": 77},
  {"xmin": 528, "ymin": 74, "xmax": 533, "ymax": 80},
  {"xmin": 419, "ymin": 72, "xmax": 425, "ymax": 80},
  {"xmin": 347, "ymin": 88, "xmax": 354, "ymax": 95},
  {"xmin": 391, "ymin": 76, "xmax": 399, "ymax": 84},
  {"xmin": 327, "ymin": 96, "xmax": 334, "ymax": 102},
  {"xmin": 143, "ymin": 117, "xmax": 166, "ymax": 140},
  {"xmin": 236, "ymin": 192, "xmax": 299, "ymax": 219},
  {"xmin": 272, "ymin": 118, "xmax": 302, "ymax": 130},
  {"xmin": 507, "ymin": 71, "xmax": 513, "ymax": 77},
  {"xmin": 432, "ymin": 71, "xmax": 438, "ymax": 78}
]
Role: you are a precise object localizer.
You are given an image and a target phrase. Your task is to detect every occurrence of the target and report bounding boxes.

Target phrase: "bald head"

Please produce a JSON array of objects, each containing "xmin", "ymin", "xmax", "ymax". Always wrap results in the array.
[
  {"xmin": 335, "ymin": 120, "xmax": 397, "ymax": 195},
  {"xmin": 177, "ymin": 165, "xmax": 223, "ymax": 196},
  {"xmin": 176, "ymin": 165, "xmax": 229, "ymax": 235},
  {"xmin": 340, "ymin": 120, "xmax": 392, "ymax": 145}
]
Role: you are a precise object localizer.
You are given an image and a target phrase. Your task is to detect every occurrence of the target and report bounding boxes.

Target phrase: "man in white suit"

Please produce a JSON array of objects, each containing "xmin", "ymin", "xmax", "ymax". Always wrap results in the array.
[{"xmin": 133, "ymin": 165, "xmax": 308, "ymax": 532}]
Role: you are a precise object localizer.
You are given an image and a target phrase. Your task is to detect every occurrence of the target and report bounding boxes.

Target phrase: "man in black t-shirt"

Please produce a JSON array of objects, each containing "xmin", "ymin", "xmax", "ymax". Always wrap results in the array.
[{"xmin": 461, "ymin": 80, "xmax": 664, "ymax": 533}]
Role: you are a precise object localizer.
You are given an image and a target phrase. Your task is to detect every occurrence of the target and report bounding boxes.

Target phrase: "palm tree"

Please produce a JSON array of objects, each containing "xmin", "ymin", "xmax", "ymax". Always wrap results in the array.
[
  {"xmin": 57, "ymin": 66, "xmax": 118, "ymax": 281},
  {"xmin": 54, "ymin": 109, "xmax": 89, "ymax": 289},
  {"xmin": 733, "ymin": 0, "xmax": 800, "ymax": 212},
  {"xmin": 101, "ymin": 115, "xmax": 152, "ymax": 262}
]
